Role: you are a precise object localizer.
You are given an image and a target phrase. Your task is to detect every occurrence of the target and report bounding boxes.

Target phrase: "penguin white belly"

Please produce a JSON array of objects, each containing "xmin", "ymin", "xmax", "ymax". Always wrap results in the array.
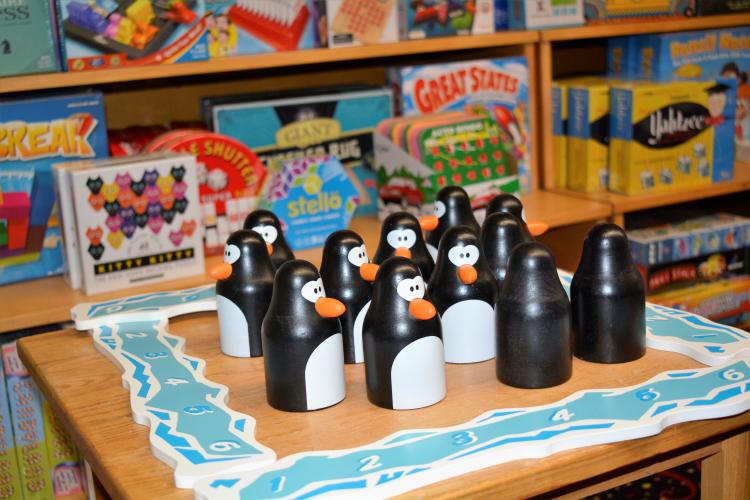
[
  {"xmin": 305, "ymin": 333, "xmax": 346, "ymax": 410},
  {"xmin": 217, "ymin": 295, "xmax": 251, "ymax": 358},
  {"xmin": 390, "ymin": 336, "xmax": 446, "ymax": 410},
  {"xmin": 442, "ymin": 300, "xmax": 495, "ymax": 363},
  {"xmin": 427, "ymin": 243, "xmax": 438, "ymax": 262},
  {"xmin": 352, "ymin": 301, "xmax": 371, "ymax": 364}
]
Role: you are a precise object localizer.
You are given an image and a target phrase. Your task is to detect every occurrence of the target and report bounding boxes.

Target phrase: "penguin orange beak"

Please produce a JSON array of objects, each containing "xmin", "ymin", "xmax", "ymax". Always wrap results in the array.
[
  {"xmin": 527, "ymin": 221, "xmax": 549, "ymax": 237},
  {"xmin": 315, "ymin": 297, "xmax": 346, "ymax": 318},
  {"xmin": 394, "ymin": 247, "xmax": 412, "ymax": 259},
  {"xmin": 420, "ymin": 215, "xmax": 439, "ymax": 232},
  {"xmin": 210, "ymin": 262, "xmax": 232, "ymax": 280},
  {"xmin": 360, "ymin": 263, "xmax": 379, "ymax": 282},
  {"xmin": 457, "ymin": 264, "xmax": 477, "ymax": 285},
  {"xmin": 266, "ymin": 242, "xmax": 274, "ymax": 255},
  {"xmin": 409, "ymin": 298, "xmax": 436, "ymax": 320}
]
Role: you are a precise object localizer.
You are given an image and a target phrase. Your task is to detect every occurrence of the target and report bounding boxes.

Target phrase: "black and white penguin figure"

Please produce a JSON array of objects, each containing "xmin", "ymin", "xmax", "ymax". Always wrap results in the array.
[
  {"xmin": 481, "ymin": 211, "xmax": 533, "ymax": 291},
  {"xmin": 363, "ymin": 257, "xmax": 445, "ymax": 410},
  {"xmin": 484, "ymin": 193, "xmax": 548, "ymax": 238},
  {"xmin": 373, "ymin": 211, "xmax": 435, "ymax": 281},
  {"xmin": 320, "ymin": 230, "xmax": 374, "ymax": 364},
  {"xmin": 243, "ymin": 209, "xmax": 295, "ymax": 270},
  {"xmin": 261, "ymin": 260, "xmax": 346, "ymax": 412},
  {"xmin": 428, "ymin": 226, "xmax": 497, "ymax": 363},
  {"xmin": 425, "ymin": 186, "xmax": 481, "ymax": 261},
  {"xmin": 210, "ymin": 230, "xmax": 274, "ymax": 358}
]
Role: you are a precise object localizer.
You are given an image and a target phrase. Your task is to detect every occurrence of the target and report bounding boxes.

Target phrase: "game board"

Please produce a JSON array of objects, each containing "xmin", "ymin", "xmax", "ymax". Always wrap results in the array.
[{"xmin": 70, "ymin": 271, "xmax": 750, "ymax": 495}]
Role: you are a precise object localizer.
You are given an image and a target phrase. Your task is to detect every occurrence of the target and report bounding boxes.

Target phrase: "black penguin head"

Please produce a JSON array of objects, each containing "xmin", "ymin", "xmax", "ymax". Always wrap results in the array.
[
  {"xmin": 379, "ymin": 212, "xmax": 424, "ymax": 259},
  {"xmin": 434, "ymin": 226, "xmax": 482, "ymax": 285},
  {"xmin": 503, "ymin": 242, "xmax": 564, "ymax": 300},
  {"xmin": 320, "ymin": 229, "xmax": 372, "ymax": 283},
  {"xmin": 481, "ymin": 211, "xmax": 533, "ymax": 255},
  {"xmin": 435, "ymin": 186, "xmax": 475, "ymax": 223},
  {"xmin": 486, "ymin": 193, "xmax": 524, "ymax": 220},
  {"xmin": 273, "ymin": 260, "xmax": 345, "ymax": 319},
  {"xmin": 244, "ymin": 209, "xmax": 284, "ymax": 248},
  {"xmin": 210, "ymin": 229, "xmax": 273, "ymax": 281},
  {"xmin": 577, "ymin": 223, "xmax": 634, "ymax": 275},
  {"xmin": 371, "ymin": 257, "xmax": 436, "ymax": 320}
]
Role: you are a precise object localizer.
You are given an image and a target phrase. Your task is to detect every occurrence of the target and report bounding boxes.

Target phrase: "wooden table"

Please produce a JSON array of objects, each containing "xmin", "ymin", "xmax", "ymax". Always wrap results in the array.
[{"xmin": 18, "ymin": 312, "xmax": 750, "ymax": 499}]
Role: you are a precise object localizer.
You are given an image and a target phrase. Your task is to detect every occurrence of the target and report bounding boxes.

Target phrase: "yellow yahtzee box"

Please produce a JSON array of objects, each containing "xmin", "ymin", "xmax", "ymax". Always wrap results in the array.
[{"xmin": 566, "ymin": 79, "xmax": 610, "ymax": 193}]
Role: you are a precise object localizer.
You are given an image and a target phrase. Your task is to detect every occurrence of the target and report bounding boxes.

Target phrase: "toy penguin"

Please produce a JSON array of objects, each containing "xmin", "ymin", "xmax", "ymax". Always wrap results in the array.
[
  {"xmin": 261, "ymin": 260, "xmax": 347, "ymax": 412},
  {"xmin": 373, "ymin": 211, "xmax": 435, "ymax": 281},
  {"xmin": 320, "ymin": 230, "xmax": 375, "ymax": 364},
  {"xmin": 496, "ymin": 242, "xmax": 572, "ymax": 388},
  {"xmin": 210, "ymin": 230, "xmax": 274, "ymax": 358},
  {"xmin": 484, "ymin": 193, "xmax": 549, "ymax": 238},
  {"xmin": 571, "ymin": 223, "xmax": 646, "ymax": 363},
  {"xmin": 428, "ymin": 226, "xmax": 497, "ymax": 363},
  {"xmin": 425, "ymin": 186, "xmax": 480, "ymax": 261},
  {"xmin": 363, "ymin": 256, "xmax": 445, "ymax": 410},
  {"xmin": 243, "ymin": 209, "xmax": 295, "ymax": 270},
  {"xmin": 481, "ymin": 212, "xmax": 533, "ymax": 291}
]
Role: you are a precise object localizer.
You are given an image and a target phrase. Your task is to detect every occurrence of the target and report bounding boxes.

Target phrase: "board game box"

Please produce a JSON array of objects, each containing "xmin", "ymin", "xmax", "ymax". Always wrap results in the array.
[
  {"xmin": 0, "ymin": 352, "xmax": 22, "ymax": 500},
  {"xmin": 0, "ymin": 0, "xmax": 60, "ymax": 77},
  {"xmin": 56, "ymin": 0, "xmax": 210, "ymax": 71},
  {"xmin": 584, "ymin": 0, "xmax": 695, "ymax": 21},
  {"xmin": 566, "ymin": 77, "xmax": 610, "ymax": 193},
  {"xmin": 507, "ymin": 0, "xmax": 584, "ymax": 29},
  {"xmin": 551, "ymin": 81, "xmax": 568, "ymax": 188},
  {"xmin": 698, "ymin": 0, "xmax": 750, "ymax": 15},
  {"xmin": 324, "ymin": 0, "xmax": 398, "ymax": 47},
  {"xmin": 57, "ymin": 152, "xmax": 204, "ymax": 295},
  {"xmin": 400, "ymin": 0, "xmax": 494, "ymax": 39},
  {"xmin": 609, "ymin": 80, "xmax": 736, "ymax": 195},
  {"xmin": 205, "ymin": 86, "xmax": 392, "ymax": 217},
  {"xmin": 389, "ymin": 57, "xmax": 532, "ymax": 193},
  {"xmin": 0, "ymin": 91, "xmax": 109, "ymax": 286}
]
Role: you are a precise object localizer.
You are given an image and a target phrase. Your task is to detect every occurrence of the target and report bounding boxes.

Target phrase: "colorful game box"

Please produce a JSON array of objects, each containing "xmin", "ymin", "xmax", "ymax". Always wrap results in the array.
[
  {"xmin": 551, "ymin": 81, "xmax": 568, "ymax": 188},
  {"xmin": 205, "ymin": 86, "xmax": 392, "ymax": 217},
  {"xmin": 494, "ymin": 0, "xmax": 508, "ymax": 30},
  {"xmin": 507, "ymin": 0, "xmax": 584, "ymax": 29},
  {"xmin": 609, "ymin": 80, "xmax": 736, "ymax": 195},
  {"xmin": 627, "ymin": 212, "xmax": 750, "ymax": 267},
  {"xmin": 583, "ymin": 0, "xmax": 695, "ymax": 21},
  {"xmin": 375, "ymin": 112, "xmax": 519, "ymax": 219},
  {"xmin": 400, "ymin": 0, "xmax": 494, "ymax": 39},
  {"xmin": 144, "ymin": 130, "xmax": 266, "ymax": 255},
  {"xmin": 566, "ymin": 78, "xmax": 610, "ymax": 193},
  {"xmin": 698, "ymin": 0, "xmax": 750, "ymax": 15},
  {"xmin": 0, "ymin": 352, "xmax": 22, "ymax": 500},
  {"xmin": 260, "ymin": 155, "xmax": 359, "ymax": 250},
  {"xmin": 606, "ymin": 36, "xmax": 638, "ymax": 79},
  {"xmin": 325, "ymin": 0, "xmax": 398, "ymax": 47},
  {"xmin": 0, "ymin": 91, "xmax": 109, "ymax": 286},
  {"xmin": 389, "ymin": 57, "xmax": 532, "ymax": 192},
  {"xmin": 638, "ymin": 247, "xmax": 749, "ymax": 294},
  {"xmin": 203, "ymin": 0, "xmax": 318, "ymax": 57},
  {"xmin": 42, "ymin": 399, "xmax": 86, "ymax": 499},
  {"xmin": 2, "ymin": 342, "xmax": 53, "ymax": 500},
  {"xmin": 0, "ymin": 0, "xmax": 60, "ymax": 77},
  {"xmin": 56, "ymin": 0, "xmax": 209, "ymax": 71},
  {"xmin": 57, "ymin": 153, "xmax": 204, "ymax": 295}
]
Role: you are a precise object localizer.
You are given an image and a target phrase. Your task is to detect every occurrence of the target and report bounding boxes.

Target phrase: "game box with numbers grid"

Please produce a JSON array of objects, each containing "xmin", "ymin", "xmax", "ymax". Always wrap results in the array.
[{"xmin": 324, "ymin": 0, "xmax": 398, "ymax": 48}]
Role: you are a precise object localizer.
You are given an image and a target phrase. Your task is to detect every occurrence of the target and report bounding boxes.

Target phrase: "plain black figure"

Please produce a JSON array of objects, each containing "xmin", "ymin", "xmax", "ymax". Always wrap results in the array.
[
  {"xmin": 484, "ymin": 193, "xmax": 548, "ymax": 238},
  {"xmin": 481, "ymin": 212, "xmax": 533, "ymax": 291},
  {"xmin": 320, "ymin": 230, "xmax": 373, "ymax": 364},
  {"xmin": 428, "ymin": 226, "xmax": 497, "ymax": 363},
  {"xmin": 496, "ymin": 242, "xmax": 572, "ymax": 388},
  {"xmin": 261, "ymin": 260, "xmax": 346, "ymax": 412},
  {"xmin": 244, "ymin": 209, "xmax": 295, "ymax": 270},
  {"xmin": 373, "ymin": 211, "xmax": 435, "ymax": 280},
  {"xmin": 571, "ymin": 223, "xmax": 646, "ymax": 363},
  {"xmin": 425, "ymin": 186, "xmax": 481, "ymax": 261},
  {"xmin": 363, "ymin": 257, "xmax": 445, "ymax": 410},
  {"xmin": 210, "ymin": 230, "xmax": 274, "ymax": 358}
]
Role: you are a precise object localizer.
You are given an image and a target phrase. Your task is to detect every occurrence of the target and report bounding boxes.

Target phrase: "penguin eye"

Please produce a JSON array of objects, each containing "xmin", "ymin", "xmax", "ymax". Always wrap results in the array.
[
  {"xmin": 347, "ymin": 244, "xmax": 368, "ymax": 267},
  {"xmin": 435, "ymin": 200, "xmax": 446, "ymax": 218},
  {"xmin": 223, "ymin": 244, "xmax": 241, "ymax": 265},
  {"xmin": 397, "ymin": 276, "xmax": 425, "ymax": 302},
  {"xmin": 301, "ymin": 280, "xmax": 323, "ymax": 303},
  {"xmin": 251, "ymin": 225, "xmax": 278, "ymax": 244},
  {"xmin": 448, "ymin": 244, "xmax": 479, "ymax": 267}
]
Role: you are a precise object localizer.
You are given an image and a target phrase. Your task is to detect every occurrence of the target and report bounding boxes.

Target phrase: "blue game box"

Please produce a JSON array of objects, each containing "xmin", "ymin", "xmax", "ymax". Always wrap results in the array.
[{"xmin": 0, "ymin": 91, "xmax": 109, "ymax": 285}]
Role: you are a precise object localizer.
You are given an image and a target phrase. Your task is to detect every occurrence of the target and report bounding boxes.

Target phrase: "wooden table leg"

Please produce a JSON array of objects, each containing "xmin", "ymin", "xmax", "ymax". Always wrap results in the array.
[{"xmin": 701, "ymin": 429, "xmax": 750, "ymax": 499}]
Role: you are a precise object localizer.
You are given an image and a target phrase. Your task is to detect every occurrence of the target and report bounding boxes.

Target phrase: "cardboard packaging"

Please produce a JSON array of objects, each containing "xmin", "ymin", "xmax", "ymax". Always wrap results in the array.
[
  {"xmin": 551, "ymin": 81, "xmax": 568, "ymax": 189},
  {"xmin": 609, "ymin": 80, "xmax": 736, "ymax": 195},
  {"xmin": 0, "ymin": 352, "xmax": 22, "ymax": 500},
  {"xmin": 56, "ymin": 0, "xmax": 210, "ymax": 71},
  {"xmin": 0, "ymin": 0, "xmax": 60, "ymax": 77},
  {"xmin": 698, "ymin": 0, "xmax": 750, "ymax": 16},
  {"xmin": 0, "ymin": 91, "xmax": 108, "ymax": 286},
  {"xmin": 566, "ymin": 78, "xmax": 610, "ymax": 193},
  {"xmin": 507, "ymin": 0, "xmax": 584, "ymax": 29},
  {"xmin": 583, "ymin": 0, "xmax": 695, "ymax": 21},
  {"xmin": 325, "ymin": 0, "xmax": 398, "ymax": 47},
  {"xmin": 400, "ymin": 0, "xmax": 494, "ymax": 39}
]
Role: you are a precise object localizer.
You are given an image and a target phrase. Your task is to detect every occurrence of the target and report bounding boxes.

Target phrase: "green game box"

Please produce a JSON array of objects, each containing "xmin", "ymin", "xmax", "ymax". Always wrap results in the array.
[{"xmin": 0, "ymin": 0, "xmax": 60, "ymax": 77}]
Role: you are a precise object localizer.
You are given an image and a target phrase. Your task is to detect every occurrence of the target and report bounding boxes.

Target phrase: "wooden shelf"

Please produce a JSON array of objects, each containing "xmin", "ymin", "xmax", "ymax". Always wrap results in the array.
[
  {"xmin": 0, "ymin": 31, "xmax": 538, "ymax": 94},
  {"xmin": 542, "ymin": 13, "xmax": 750, "ymax": 41},
  {"xmin": 0, "ymin": 192, "xmax": 610, "ymax": 333},
  {"xmin": 552, "ymin": 162, "xmax": 750, "ymax": 215}
]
